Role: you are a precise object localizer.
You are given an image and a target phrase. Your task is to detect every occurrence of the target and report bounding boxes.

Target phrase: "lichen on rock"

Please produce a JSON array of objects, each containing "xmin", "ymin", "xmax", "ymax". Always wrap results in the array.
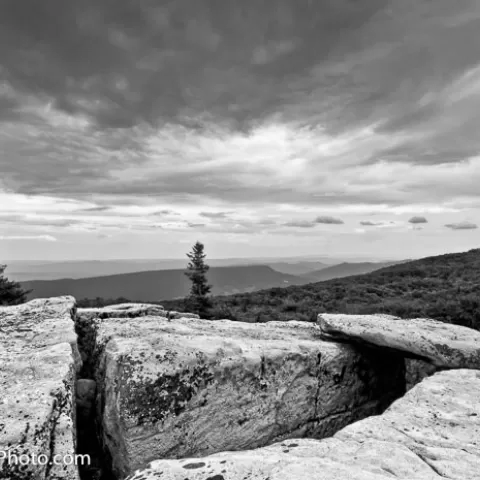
[
  {"xmin": 0, "ymin": 296, "xmax": 80, "ymax": 480},
  {"xmin": 76, "ymin": 307, "xmax": 405, "ymax": 479}
]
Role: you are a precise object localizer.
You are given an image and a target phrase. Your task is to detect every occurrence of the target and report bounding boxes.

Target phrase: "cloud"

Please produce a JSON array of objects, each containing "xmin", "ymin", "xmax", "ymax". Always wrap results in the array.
[
  {"xmin": 199, "ymin": 211, "xmax": 231, "ymax": 219},
  {"xmin": 1, "ymin": 1, "xmax": 480, "ymax": 260},
  {"xmin": 445, "ymin": 221, "xmax": 478, "ymax": 230},
  {"xmin": 0, "ymin": 235, "xmax": 57, "ymax": 241},
  {"xmin": 408, "ymin": 216, "xmax": 428, "ymax": 224},
  {"xmin": 150, "ymin": 209, "xmax": 179, "ymax": 216},
  {"xmin": 359, "ymin": 220, "xmax": 403, "ymax": 229},
  {"xmin": 315, "ymin": 216, "xmax": 344, "ymax": 225},
  {"xmin": 80, "ymin": 206, "xmax": 111, "ymax": 212},
  {"xmin": 360, "ymin": 220, "xmax": 381, "ymax": 226},
  {"xmin": 283, "ymin": 220, "xmax": 316, "ymax": 228}
]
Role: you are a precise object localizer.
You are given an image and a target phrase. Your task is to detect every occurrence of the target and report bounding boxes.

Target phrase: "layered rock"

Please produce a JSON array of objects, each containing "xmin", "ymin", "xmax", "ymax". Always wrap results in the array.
[
  {"xmin": 75, "ymin": 310, "xmax": 405, "ymax": 479},
  {"xmin": 78, "ymin": 303, "xmax": 167, "ymax": 321},
  {"xmin": 0, "ymin": 296, "xmax": 80, "ymax": 480},
  {"xmin": 125, "ymin": 369, "xmax": 480, "ymax": 480},
  {"xmin": 168, "ymin": 311, "xmax": 200, "ymax": 319},
  {"xmin": 318, "ymin": 313, "xmax": 480, "ymax": 369}
]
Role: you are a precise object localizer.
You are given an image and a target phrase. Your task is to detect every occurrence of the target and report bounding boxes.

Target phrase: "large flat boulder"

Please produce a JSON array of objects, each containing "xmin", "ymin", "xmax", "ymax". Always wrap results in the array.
[
  {"xmin": 318, "ymin": 313, "xmax": 480, "ymax": 369},
  {"xmin": 125, "ymin": 369, "xmax": 480, "ymax": 480},
  {"xmin": 0, "ymin": 296, "xmax": 80, "ymax": 480},
  {"xmin": 78, "ymin": 303, "xmax": 167, "ymax": 320},
  {"xmin": 75, "ymin": 312, "xmax": 405, "ymax": 479}
]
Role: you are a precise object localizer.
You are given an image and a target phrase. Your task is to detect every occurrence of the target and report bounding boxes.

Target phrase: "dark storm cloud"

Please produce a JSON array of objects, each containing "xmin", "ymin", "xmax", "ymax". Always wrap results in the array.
[
  {"xmin": 408, "ymin": 216, "xmax": 428, "ymax": 224},
  {"xmin": 1, "ymin": 0, "xmax": 478, "ymax": 132},
  {"xmin": 315, "ymin": 216, "xmax": 344, "ymax": 225},
  {"xmin": 1, "ymin": 0, "xmax": 480, "ymax": 212},
  {"xmin": 445, "ymin": 221, "xmax": 478, "ymax": 230}
]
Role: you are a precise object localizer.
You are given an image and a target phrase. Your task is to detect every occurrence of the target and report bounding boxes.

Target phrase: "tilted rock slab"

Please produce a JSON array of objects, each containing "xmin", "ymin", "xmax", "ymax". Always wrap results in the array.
[
  {"xmin": 125, "ymin": 369, "xmax": 480, "ymax": 480},
  {"xmin": 0, "ymin": 296, "xmax": 80, "ymax": 480},
  {"xmin": 78, "ymin": 303, "xmax": 167, "ymax": 320},
  {"xmin": 318, "ymin": 313, "xmax": 480, "ymax": 369},
  {"xmin": 168, "ymin": 311, "xmax": 200, "ymax": 319},
  {"xmin": 76, "ymin": 313, "xmax": 405, "ymax": 479}
]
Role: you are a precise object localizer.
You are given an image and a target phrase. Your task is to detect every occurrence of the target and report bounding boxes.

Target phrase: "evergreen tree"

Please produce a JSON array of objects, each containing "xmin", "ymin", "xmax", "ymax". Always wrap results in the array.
[
  {"xmin": 0, "ymin": 264, "xmax": 30, "ymax": 305},
  {"xmin": 184, "ymin": 241, "xmax": 212, "ymax": 317}
]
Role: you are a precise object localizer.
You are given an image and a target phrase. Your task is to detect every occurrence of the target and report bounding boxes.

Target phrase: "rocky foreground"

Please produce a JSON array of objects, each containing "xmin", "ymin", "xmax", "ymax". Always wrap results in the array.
[
  {"xmin": 126, "ymin": 369, "xmax": 480, "ymax": 480},
  {"xmin": 76, "ymin": 307, "xmax": 404, "ymax": 478},
  {"xmin": 0, "ymin": 297, "xmax": 80, "ymax": 480},
  {"xmin": 1, "ymin": 298, "xmax": 480, "ymax": 480}
]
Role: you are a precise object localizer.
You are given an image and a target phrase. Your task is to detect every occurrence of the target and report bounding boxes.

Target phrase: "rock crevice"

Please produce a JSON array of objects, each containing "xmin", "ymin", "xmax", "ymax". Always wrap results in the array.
[
  {"xmin": 5, "ymin": 299, "xmax": 479, "ymax": 480},
  {"xmin": 75, "ymin": 307, "xmax": 406, "ymax": 479}
]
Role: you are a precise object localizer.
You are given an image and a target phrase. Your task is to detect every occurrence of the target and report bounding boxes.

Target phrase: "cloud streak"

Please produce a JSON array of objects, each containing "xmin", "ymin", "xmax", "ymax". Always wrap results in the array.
[
  {"xmin": 0, "ymin": 235, "xmax": 57, "ymax": 241},
  {"xmin": 445, "ymin": 221, "xmax": 478, "ymax": 230},
  {"xmin": 408, "ymin": 216, "xmax": 428, "ymax": 224},
  {"xmin": 315, "ymin": 216, "xmax": 344, "ymax": 225}
]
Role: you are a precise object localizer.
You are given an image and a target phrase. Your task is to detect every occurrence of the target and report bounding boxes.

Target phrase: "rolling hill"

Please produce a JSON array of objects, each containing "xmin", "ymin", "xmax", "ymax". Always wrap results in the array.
[
  {"xmin": 20, "ymin": 265, "xmax": 312, "ymax": 302},
  {"xmin": 158, "ymin": 248, "xmax": 480, "ymax": 331},
  {"xmin": 6, "ymin": 255, "xmax": 397, "ymax": 282},
  {"xmin": 267, "ymin": 261, "xmax": 329, "ymax": 276},
  {"xmin": 301, "ymin": 261, "xmax": 404, "ymax": 282}
]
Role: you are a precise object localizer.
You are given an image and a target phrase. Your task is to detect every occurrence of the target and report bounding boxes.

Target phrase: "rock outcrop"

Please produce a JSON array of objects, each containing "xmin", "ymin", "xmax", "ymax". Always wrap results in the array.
[
  {"xmin": 75, "ymin": 308, "xmax": 405, "ymax": 479},
  {"xmin": 167, "ymin": 311, "xmax": 200, "ymax": 319},
  {"xmin": 318, "ymin": 313, "xmax": 480, "ymax": 369},
  {"xmin": 4, "ymin": 297, "xmax": 477, "ymax": 480},
  {"xmin": 125, "ymin": 369, "xmax": 480, "ymax": 480},
  {"xmin": 0, "ymin": 296, "xmax": 80, "ymax": 480},
  {"xmin": 78, "ymin": 303, "xmax": 167, "ymax": 320}
]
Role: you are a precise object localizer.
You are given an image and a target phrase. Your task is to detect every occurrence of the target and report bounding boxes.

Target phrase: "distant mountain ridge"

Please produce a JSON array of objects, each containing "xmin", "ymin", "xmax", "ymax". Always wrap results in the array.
[
  {"xmin": 5, "ymin": 256, "xmax": 402, "ymax": 281},
  {"xmin": 301, "ymin": 261, "xmax": 406, "ymax": 282},
  {"xmin": 157, "ymin": 248, "xmax": 480, "ymax": 330},
  {"xmin": 19, "ymin": 258, "xmax": 407, "ymax": 302},
  {"xmin": 20, "ymin": 265, "xmax": 312, "ymax": 302}
]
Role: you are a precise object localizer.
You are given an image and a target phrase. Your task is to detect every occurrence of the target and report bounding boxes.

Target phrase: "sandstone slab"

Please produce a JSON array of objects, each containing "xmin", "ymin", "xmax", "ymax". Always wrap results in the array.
[
  {"xmin": 168, "ymin": 311, "xmax": 199, "ymax": 319},
  {"xmin": 125, "ymin": 369, "xmax": 480, "ymax": 480},
  {"xmin": 75, "ymin": 313, "xmax": 405, "ymax": 479},
  {"xmin": 78, "ymin": 303, "xmax": 167, "ymax": 320},
  {"xmin": 318, "ymin": 313, "xmax": 480, "ymax": 368},
  {"xmin": 0, "ymin": 296, "xmax": 80, "ymax": 480}
]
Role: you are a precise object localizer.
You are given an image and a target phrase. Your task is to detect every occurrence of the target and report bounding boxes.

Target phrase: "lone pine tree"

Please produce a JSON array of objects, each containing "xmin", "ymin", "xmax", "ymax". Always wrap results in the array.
[
  {"xmin": 184, "ymin": 241, "xmax": 212, "ymax": 317},
  {"xmin": 0, "ymin": 264, "xmax": 30, "ymax": 305}
]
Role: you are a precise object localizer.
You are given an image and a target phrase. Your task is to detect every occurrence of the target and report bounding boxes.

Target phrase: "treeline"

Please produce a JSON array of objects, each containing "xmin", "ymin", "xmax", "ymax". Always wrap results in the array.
[{"xmin": 78, "ymin": 248, "xmax": 480, "ymax": 332}]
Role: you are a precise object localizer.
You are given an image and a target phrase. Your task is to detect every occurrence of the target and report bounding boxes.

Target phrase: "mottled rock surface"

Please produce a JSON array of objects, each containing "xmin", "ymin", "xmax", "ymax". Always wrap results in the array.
[
  {"xmin": 78, "ymin": 303, "xmax": 167, "ymax": 320},
  {"xmin": 0, "ymin": 296, "xmax": 80, "ymax": 480},
  {"xmin": 125, "ymin": 369, "xmax": 480, "ymax": 480},
  {"xmin": 318, "ymin": 313, "xmax": 480, "ymax": 368},
  {"xmin": 77, "ymin": 314, "xmax": 405, "ymax": 479},
  {"xmin": 168, "ymin": 311, "xmax": 200, "ymax": 319}
]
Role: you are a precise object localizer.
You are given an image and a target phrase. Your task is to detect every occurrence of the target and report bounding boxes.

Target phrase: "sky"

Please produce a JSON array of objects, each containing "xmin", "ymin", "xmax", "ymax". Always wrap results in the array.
[{"xmin": 1, "ymin": 0, "xmax": 480, "ymax": 261}]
